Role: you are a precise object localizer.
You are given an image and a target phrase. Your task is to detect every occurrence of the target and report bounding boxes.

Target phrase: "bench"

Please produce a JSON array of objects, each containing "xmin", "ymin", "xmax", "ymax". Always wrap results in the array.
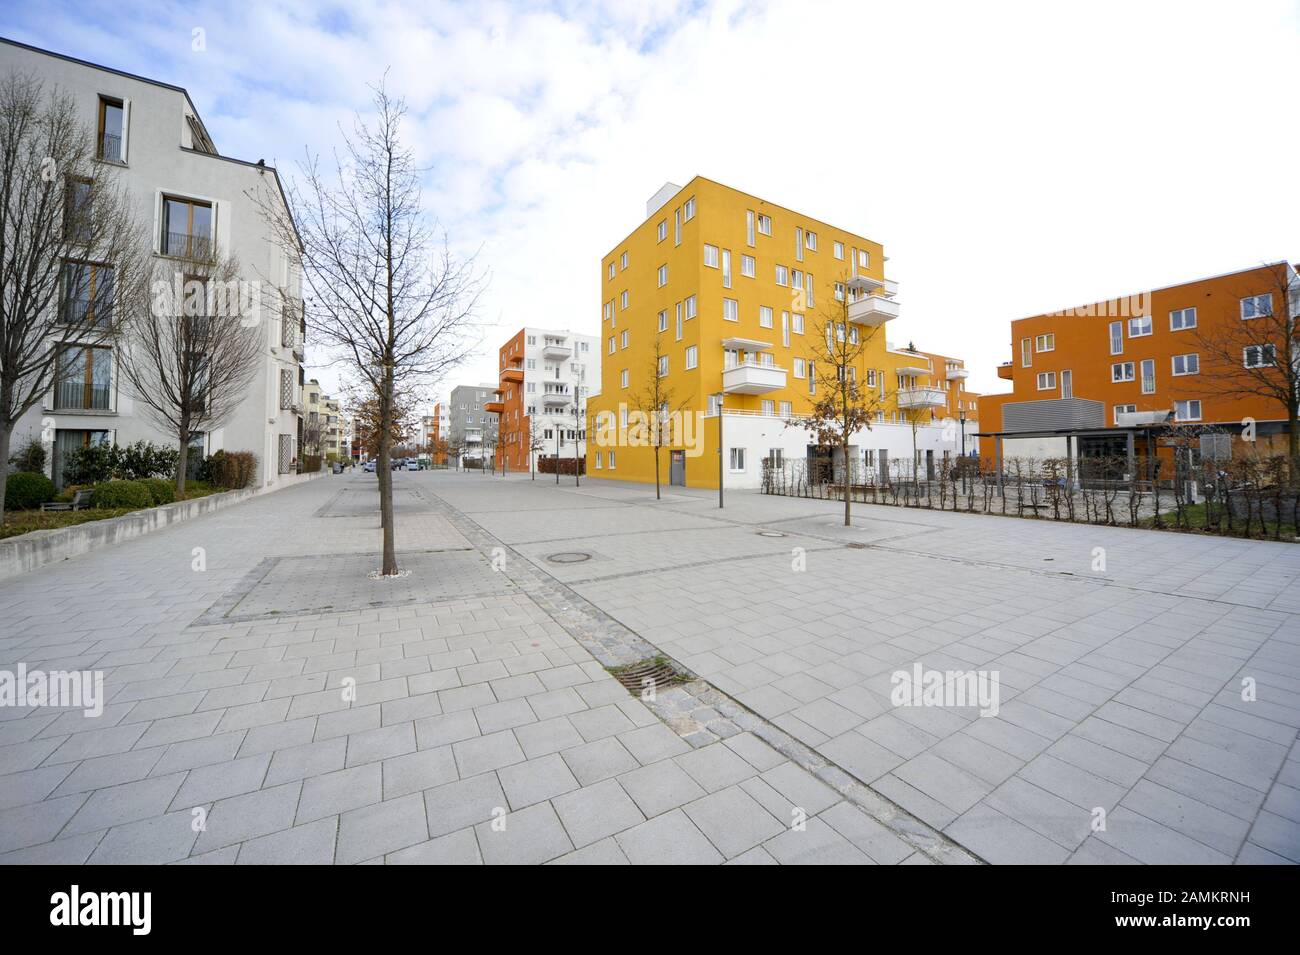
[{"xmin": 40, "ymin": 488, "xmax": 93, "ymax": 512}]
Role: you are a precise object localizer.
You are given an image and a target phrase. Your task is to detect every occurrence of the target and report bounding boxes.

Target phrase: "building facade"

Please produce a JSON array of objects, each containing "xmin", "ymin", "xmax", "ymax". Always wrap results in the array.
[
  {"xmin": 495, "ymin": 327, "xmax": 600, "ymax": 472},
  {"xmin": 447, "ymin": 384, "xmax": 499, "ymax": 466},
  {"xmin": 979, "ymin": 262, "xmax": 1299, "ymax": 467},
  {"xmin": 585, "ymin": 176, "xmax": 978, "ymax": 489},
  {"xmin": 2, "ymin": 39, "xmax": 304, "ymax": 488}
]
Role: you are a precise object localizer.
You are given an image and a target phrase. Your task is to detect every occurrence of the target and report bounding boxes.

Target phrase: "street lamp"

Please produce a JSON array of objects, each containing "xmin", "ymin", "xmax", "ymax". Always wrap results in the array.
[
  {"xmin": 715, "ymin": 392, "xmax": 725, "ymax": 509},
  {"xmin": 959, "ymin": 408, "xmax": 968, "ymax": 495},
  {"xmin": 555, "ymin": 422, "xmax": 561, "ymax": 485},
  {"xmin": 573, "ymin": 403, "xmax": 582, "ymax": 487}
]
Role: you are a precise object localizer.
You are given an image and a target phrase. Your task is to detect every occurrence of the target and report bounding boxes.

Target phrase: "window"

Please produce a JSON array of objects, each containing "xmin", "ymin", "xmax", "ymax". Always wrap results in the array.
[
  {"xmin": 722, "ymin": 250, "xmax": 731, "ymax": 288},
  {"xmin": 620, "ymin": 290, "xmax": 629, "ymax": 310},
  {"xmin": 608, "ymin": 336, "xmax": 615, "ymax": 355},
  {"xmin": 1140, "ymin": 358, "xmax": 1155, "ymax": 394},
  {"xmin": 684, "ymin": 295, "xmax": 697, "ymax": 319},
  {"xmin": 64, "ymin": 178, "xmax": 93, "ymax": 243},
  {"xmin": 833, "ymin": 241, "xmax": 844, "ymax": 260},
  {"xmin": 61, "ymin": 261, "xmax": 114, "ymax": 328},
  {"xmin": 1020, "ymin": 338, "xmax": 1032, "ymax": 367},
  {"xmin": 676, "ymin": 311, "xmax": 683, "ymax": 341},
  {"xmin": 793, "ymin": 357, "xmax": 806, "ymax": 378},
  {"xmin": 1060, "ymin": 369, "xmax": 1072, "ymax": 398},
  {"xmin": 1114, "ymin": 404, "xmax": 1136, "ymax": 424},
  {"xmin": 620, "ymin": 369, "xmax": 628, "ymax": 388},
  {"xmin": 729, "ymin": 447, "xmax": 745, "ymax": 471},
  {"xmin": 775, "ymin": 265, "xmax": 788, "ymax": 286},
  {"xmin": 1244, "ymin": 344, "xmax": 1276, "ymax": 368},
  {"xmin": 795, "ymin": 228, "xmax": 804, "ymax": 262},
  {"xmin": 807, "ymin": 361, "xmax": 815, "ymax": 394},
  {"xmin": 658, "ymin": 309, "xmax": 668, "ymax": 333},
  {"xmin": 620, "ymin": 251, "xmax": 628, "ymax": 270},
  {"xmin": 780, "ymin": 401, "xmax": 792, "ymax": 417},
  {"xmin": 804, "ymin": 273, "xmax": 814, "ymax": 307},
  {"xmin": 723, "ymin": 298, "xmax": 738, "ymax": 322},
  {"xmin": 1172, "ymin": 353, "xmax": 1199, "ymax": 376},
  {"xmin": 1170, "ymin": 307, "xmax": 1197, "ymax": 331},
  {"xmin": 685, "ymin": 345, "xmax": 698, "ymax": 369},
  {"xmin": 759, "ymin": 306, "xmax": 773, "ymax": 328},
  {"xmin": 791, "ymin": 313, "xmax": 804, "ymax": 334},
  {"xmin": 805, "ymin": 231, "xmax": 817, "ymax": 251},
  {"xmin": 858, "ymin": 250, "xmax": 869, "ymax": 268},
  {"xmin": 608, "ymin": 451, "xmax": 616, "ymax": 469},
  {"xmin": 1174, "ymin": 400, "xmax": 1201, "ymax": 421},
  {"xmin": 620, "ymin": 330, "xmax": 629, "ymax": 349},
  {"xmin": 657, "ymin": 264, "xmax": 668, "ymax": 287},
  {"xmin": 1109, "ymin": 320, "xmax": 1123, "ymax": 355},
  {"xmin": 683, "ymin": 197, "xmax": 695, "ymax": 220},
  {"xmin": 834, "ymin": 282, "xmax": 845, "ymax": 302},
  {"xmin": 607, "ymin": 262, "xmax": 614, "ymax": 281},
  {"xmin": 1241, "ymin": 294, "xmax": 1271, "ymax": 319},
  {"xmin": 674, "ymin": 208, "xmax": 681, "ymax": 245},
  {"xmin": 761, "ymin": 399, "xmax": 774, "ymax": 416},
  {"xmin": 657, "ymin": 355, "xmax": 668, "ymax": 377},
  {"xmin": 781, "ymin": 311, "xmax": 790, "ymax": 347},
  {"xmin": 757, "ymin": 214, "xmax": 772, "ymax": 236},
  {"xmin": 703, "ymin": 244, "xmax": 719, "ymax": 268},
  {"xmin": 603, "ymin": 300, "xmax": 613, "ymax": 321},
  {"xmin": 97, "ymin": 97, "xmax": 124, "ymax": 162},
  {"xmin": 1035, "ymin": 333, "xmax": 1054, "ymax": 352},
  {"xmin": 595, "ymin": 452, "xmax": 603, "ymax": 469},
  {"xmin": 741, "ymin": 254, "xmax": 755, "ymax": 278},
  {"xmin": 1128, "ymin": 315, "xmax": 1152, "ymax": 337},
  {"xmin": 657, "ymin": 220, "xmax": 667, "ymax": 242},
  {"xmin": 1111, "ymin": 361, "xmax": 1135, "ymax": 382},
  {"xmin": 746, "ymin": 210, "xmax": 755, "ymax": 246},
  {"xmin": 54, "ymin": 345, "xmax": 111, "ymax": 410},
  {"xmin": 1036, "ymin": 372, "xmax": 1056, "ymax": 390},
  {"xmin": 161, "ymin": 195, "xmax": 212, "ymax": 258}
]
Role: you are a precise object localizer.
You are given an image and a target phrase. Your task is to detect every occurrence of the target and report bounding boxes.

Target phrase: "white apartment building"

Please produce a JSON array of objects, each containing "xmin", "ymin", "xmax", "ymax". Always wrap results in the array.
[
  {"xmin": 1, "ymin": 39, "xmax": 304, "ymax": 488},
  {"xmin": 496, "ymin": 327, "xmax": 600, "ymax": 472}
]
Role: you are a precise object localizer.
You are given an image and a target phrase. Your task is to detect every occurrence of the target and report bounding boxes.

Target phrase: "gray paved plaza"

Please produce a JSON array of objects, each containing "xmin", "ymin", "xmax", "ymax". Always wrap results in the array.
[{"xmin": 1, "ymin": 470, "xmax": 1297, "ymax": 864}]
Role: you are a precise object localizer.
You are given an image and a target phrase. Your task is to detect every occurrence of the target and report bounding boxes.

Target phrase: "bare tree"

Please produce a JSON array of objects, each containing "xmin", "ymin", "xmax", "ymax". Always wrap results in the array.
[
  {"xmin": 1192, "ymin": 262, "xmax": 1300, "ymax": 479},
  {"xmin": 794, "ymin": 289, "xmax": 880, "ymax": 525},
  {"xmin": 116, "ymin": 249, "xmax": 263, "ymax": 493},
  {"xmin": 0, "ymin": 70, "xmax": 150, "ymax": 517},
  {"xmin": 633, "ymin": 335, "xmax": 693, "ymax": 500},
  {"xmin": 527, "ymin": 427, "xmax": 546, "ymax": 480},
  {"xmin": 255, "ymin": 80, "xmax": 483, "ymax": 575}
]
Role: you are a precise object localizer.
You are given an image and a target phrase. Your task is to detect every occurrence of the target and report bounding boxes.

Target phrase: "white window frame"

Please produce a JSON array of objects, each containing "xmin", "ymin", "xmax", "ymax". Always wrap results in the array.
[
  {"xmin": 1169, "ymin": 307, "xmax": 1197, "ymax": 331},
  {"xmin": 1243, "ymin": 344, "xmax": 1276, "ymax": 368},
  {"xmin": 1109, "ymin": 320, "xmax": 1123, "ymax": 355},
  {"xmin": 729, "ymin": 447, "xmax": 745, "ymax": 472},
  {"xmin": 1036, "ymin": 371, "xmax": 1056, "ymax": 391},
  {"xmin": 703, "ymin": 244, "xmax": 719, "ymax": 268},
  {"xmin": 1174, "ymin": 399, "xmax": 1201, "ymax": 422},
  {"xmin": 1128, "ymin": 315, "xmax": 1153, "ymax": 338},
  {"xmin": 1172, "ymin": 353, "xmax": 1199, "ymax": 376},
  {"xmin": 685, "ymin": 345, "xmax": 698, "ymax": 369},
  {"xmin": 1241, "ymin": 294, "xmax": 1272, "ymax": 319},
  {"xmin": 1111, "ymin": 361, "xmax": 1135, "ymax": 383},
  {"xmin": 1035, "ymin": 333, "xmax": 1054, "ymax": 352}
]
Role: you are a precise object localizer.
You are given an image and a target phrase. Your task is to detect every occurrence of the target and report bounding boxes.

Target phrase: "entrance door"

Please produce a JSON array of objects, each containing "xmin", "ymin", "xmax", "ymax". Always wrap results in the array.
[
  {"xmin": 669, "ymin": 450, "xmax": 686, "ymax": 486},
  {"xmin": 926, "ymin": 449, "xmax": 935, "ymax": 481}
]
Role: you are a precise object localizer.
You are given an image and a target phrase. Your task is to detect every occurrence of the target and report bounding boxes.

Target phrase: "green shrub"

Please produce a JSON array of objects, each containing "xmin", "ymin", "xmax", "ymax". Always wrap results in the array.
[
  {"xmin": 64, "ymin": 441, "xmax": 179, "ymax": 484},
  {"xmin": 8, "ymin": 437, "xmax": 46, "ymax": 473},
  {"xmin": 141, "ymin": 478, "xmax": 176, "ymax": 505},
  {"xmin": 89, "ymin": 479, "xmax": 152, "ymax": 509},
  {"xmin": 119, "ymin": 442, "xmax": 179, "ymax": 481},
  {"xmin": 4, "ymin": 471, "xmax": 56, "ymax": 510}
]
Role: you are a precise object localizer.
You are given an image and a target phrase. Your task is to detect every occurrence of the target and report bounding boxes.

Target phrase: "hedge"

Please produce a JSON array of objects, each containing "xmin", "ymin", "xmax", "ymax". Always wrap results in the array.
[
  {"xmin": 140, "ymin": 478, "xmax": 176, "ymax": 505},
  {"xmin": 4, "ymin": 472, "xmax": 56, "ymax": 510},
  {"xmin": 89, "ymin": 480, "xmax": 153, "ymax": 509}
]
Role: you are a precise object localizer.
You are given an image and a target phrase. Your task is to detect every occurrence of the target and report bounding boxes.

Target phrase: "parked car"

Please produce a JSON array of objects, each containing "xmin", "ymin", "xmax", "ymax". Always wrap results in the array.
[
  {"xmin": 406, "ymin": 459, "xmax": 420, "ymax": 471},
  {"xmin": 363, "ymin": 460, "xmax": 376, "ymax": 473}
]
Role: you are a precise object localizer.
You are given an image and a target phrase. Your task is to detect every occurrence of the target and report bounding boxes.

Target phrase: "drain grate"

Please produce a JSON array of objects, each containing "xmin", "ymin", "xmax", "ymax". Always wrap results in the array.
[
  {"xmin": 546, "ymin": 551, "xmax": 592, "ymax": 564},
  {"xmin": 610, "ymin": 656, "xmax": 690, "ymax": 694},
  {"xmin": 845, "ymin": 542, "xmax": 867, "ymax": 549}
]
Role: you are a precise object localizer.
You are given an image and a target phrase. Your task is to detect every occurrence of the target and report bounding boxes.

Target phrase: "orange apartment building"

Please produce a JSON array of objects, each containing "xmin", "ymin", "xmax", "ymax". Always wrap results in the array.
[
  {"xmin": 980, "ymin": 261, "xmax": 1298, "ymax": 473},
  {"xmin": 494, "ymin": 326, "xmax": 600, "ymax": 472}
]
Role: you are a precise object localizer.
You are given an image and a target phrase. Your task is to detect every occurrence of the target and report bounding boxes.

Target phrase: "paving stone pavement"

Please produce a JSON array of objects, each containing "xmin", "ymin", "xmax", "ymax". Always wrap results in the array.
[
  {"xmin": 423, "ymin": 471, "xmax": 1300, "ymax": 865},
  {"xmin": 1, "ymin": 472, "xmax": 971, "ymax": 865}
]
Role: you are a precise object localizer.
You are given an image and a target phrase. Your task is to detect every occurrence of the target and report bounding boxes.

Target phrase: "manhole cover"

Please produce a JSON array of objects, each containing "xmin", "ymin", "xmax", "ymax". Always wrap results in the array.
[
  {"xmin": 610, "ymin": 657, "xmax": 689, "ymax": 694},
  {"xmin": 546, "ymin": 552, "xmax": 592, "ymax": 564},
  {"xmin": 758, "ymin": 530, "xmax": 785, "ymax": 537}
]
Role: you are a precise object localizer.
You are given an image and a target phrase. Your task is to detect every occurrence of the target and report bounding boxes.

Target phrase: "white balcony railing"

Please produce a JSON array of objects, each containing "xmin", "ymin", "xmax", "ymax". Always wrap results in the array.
[
  {"xmin": 541, "ymin": 343, "xmax": 571, "ymax": 361},
  {"xmin": 896, "ymin": 387, "xmax": 946, "ymax": 410},
  {"xmin": 847, "ymin": 294, "xmax": 900, "ymax": 326},
  {"xmin": 722, "ymin": 361, "xmax": 787, "ymax": 395},
  {"xmin": 946, "ymin": 365, "xmax": 970, "ymax": 380}
]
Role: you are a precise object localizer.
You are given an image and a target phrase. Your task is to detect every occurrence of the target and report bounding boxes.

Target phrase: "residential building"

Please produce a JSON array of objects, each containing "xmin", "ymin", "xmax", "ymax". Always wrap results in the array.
[
  {"xmin": 585, "ymin": 176, "xmax": 977, "ymax": 489},
  {"xmin": 496, "ymin": 327, "xmax": 600, "ymax": 472},
  {"xmin": 979, "ymin": 262, "xmax": 1299, "ymax": 471},
  {"xmin": 447, "ymin": 384, "xmax": 499, "ymax": 466},
  {"xmin": 2, "ymin": 39, "xmax": 304, "ymax": 488}
]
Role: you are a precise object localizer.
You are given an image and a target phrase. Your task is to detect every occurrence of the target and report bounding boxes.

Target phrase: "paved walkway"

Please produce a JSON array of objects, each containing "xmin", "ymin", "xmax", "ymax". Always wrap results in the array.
[{"xmin": 1, "ymin": 473, "xmax": 960, "ymax": 864}]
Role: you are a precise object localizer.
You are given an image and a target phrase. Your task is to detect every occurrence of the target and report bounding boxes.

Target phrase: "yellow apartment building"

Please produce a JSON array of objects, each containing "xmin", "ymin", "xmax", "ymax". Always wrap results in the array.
[{"xmin": 586, "ymin": 176, "xmax": 979, "ymax": 488}]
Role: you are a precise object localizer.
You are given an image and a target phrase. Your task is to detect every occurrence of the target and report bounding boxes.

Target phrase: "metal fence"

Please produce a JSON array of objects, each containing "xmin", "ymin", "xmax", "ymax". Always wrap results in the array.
[{"xmin": 760, "ymin": 454, "xmax": 1300, "ymax": 540}]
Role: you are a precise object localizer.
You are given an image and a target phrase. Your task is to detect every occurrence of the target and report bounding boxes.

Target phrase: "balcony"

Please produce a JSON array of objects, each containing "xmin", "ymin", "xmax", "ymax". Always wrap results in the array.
[
  {"xmin": 464, "ymin": 432, "xmax": 483, "ymax": 444},
  {"xmin": 847, "ymin": 294, "xmax": 900, "ymax": 326},
  {"xmin": 541, "ymin": 341, "xmax": 571, "ymax": 361},
  {"xmin": 997, "ymin": 362, "xmax": 1014, "ymax": 380},
  {"xmin": 722, "ymin": 360, "xmax": 787, "ymax": 395},
  {"xmin": 501, "ymin": 366, "xmax": 524, "ymax": 384},
  {"xmin": 896, "ymin": 387, "xmax": 947, "ymax": 410},
  {"xmin": 946, "ymin": 364, "xmax": 970, "ymax": 380},
  {"xmin": 484, "ymin": 400, "xmax": 504, "ymax": 414},
  {"xmin": 162, "ymin": 231, "xmax": 212, "ymax": 260},
  {"xmin": 541, "ymin": 391, "xmax": 571, "ymax": 408}
]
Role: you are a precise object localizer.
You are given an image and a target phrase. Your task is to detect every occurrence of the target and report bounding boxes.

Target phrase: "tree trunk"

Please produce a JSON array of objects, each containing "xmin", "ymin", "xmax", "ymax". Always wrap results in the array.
[
  {"xmin": 654, "ymin": 444, "xmax": 661, "ymax": 500},
  {"xmin": 0, "ymin": 424, "xmax": 12, "ymax": 525},
  {"xmin": 842, "ymin": 437, "xmax": 851, "ymax": 526},
  {"xmin": 175, "ymin": 423, "xmax": 189, "ymax": 497},
  {"xmin": 378, "ymin": 368, "xmax": 398, "ymax": 575},
  {"xmin": 1290, "ymin": 401, "xmax": 1299, "ymax": 485}
]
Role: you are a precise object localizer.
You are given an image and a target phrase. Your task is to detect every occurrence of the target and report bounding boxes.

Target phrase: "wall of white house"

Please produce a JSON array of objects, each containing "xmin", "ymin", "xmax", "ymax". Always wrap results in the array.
[{"xmin": 1, "ymin": 42, "xmax": 303, "ymax": 488}]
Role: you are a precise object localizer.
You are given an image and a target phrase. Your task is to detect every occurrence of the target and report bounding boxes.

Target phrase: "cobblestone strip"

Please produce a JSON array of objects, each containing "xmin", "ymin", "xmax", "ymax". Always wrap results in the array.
[{"xmin": 414, "ymin": 484, "xmax": 982, "ymax": 865}]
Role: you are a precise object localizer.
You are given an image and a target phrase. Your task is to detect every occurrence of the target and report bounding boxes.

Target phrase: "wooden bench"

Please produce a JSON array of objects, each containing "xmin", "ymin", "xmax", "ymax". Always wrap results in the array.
[{"xmin": 40, "ymin": 488, "xmax": 93, "ymax": 512}]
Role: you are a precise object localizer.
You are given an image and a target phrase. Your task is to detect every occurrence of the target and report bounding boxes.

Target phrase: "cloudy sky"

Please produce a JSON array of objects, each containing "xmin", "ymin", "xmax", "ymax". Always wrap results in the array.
[{"xmin": 6, "ymin": 0, "xmax": 1299, "ymax": 407}]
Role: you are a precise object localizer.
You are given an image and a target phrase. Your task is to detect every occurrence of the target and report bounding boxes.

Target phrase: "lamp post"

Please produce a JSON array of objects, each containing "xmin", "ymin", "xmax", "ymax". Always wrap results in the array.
[
  {"xmin": 715, "ymin": 392, "xmax": 725, "ymax": 509},
  {"xmin": 573, "ymin": 403, "xmax": 581, "ymax": 487},
  {"xmin": 555, "ymin": 423, "xmax": 561, "ymax": 485},
  {"xmin": 959, "ymin": 409, "xmax": 968, "ymax": 495}
]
